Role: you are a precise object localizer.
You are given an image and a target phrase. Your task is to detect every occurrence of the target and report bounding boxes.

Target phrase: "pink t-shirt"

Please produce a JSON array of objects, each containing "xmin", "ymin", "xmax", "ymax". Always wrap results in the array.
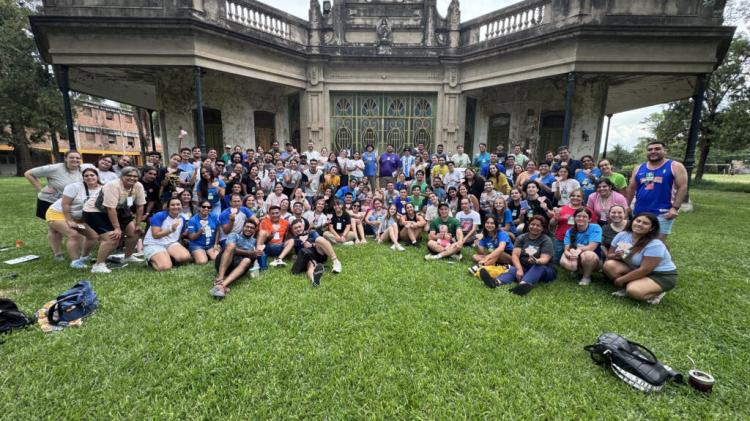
[
  {"xmin": 555, "ymin": 205, "xmax": 599, "ymax": 241},
  {"xmin": 587, "ymin": 191, "xmax": 628, "ymax": 222}
]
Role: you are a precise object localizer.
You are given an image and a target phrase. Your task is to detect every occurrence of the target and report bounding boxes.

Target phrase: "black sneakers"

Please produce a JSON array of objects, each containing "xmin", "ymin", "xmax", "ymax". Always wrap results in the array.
[
  {"xmin": 312, "ymin": 263, "xmax": 324, "ymax": 287},
  {"xmin": 479, "ymin": 268, "xmax": 499, "ymax": 289}
]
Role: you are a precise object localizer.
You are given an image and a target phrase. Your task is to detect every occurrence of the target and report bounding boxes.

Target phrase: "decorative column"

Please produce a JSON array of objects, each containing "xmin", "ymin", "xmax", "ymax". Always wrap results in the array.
[
  {"xmin": 56, "ymin": 65, "xmax": 77, "ymax": 151},
  {"xmin": 561, "ymin": 72, "xmax": 576, "ymax": 146},
  {"xmin": 194, "ymin": 67, "xmax": 206, "ymax": 151}
]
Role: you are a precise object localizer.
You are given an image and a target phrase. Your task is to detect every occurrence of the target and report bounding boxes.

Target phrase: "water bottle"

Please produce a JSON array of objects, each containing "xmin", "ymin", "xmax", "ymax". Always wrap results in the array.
[{"xmin": 250, "ymin": 260, "xmax": 260, "ymax": 278}]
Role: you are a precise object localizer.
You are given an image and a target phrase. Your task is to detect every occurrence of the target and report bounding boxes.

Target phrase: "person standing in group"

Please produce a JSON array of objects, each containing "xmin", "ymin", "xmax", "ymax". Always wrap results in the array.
[
  {"xmin": 510, "ymin": 144, "xmax": 529, "ymax": 168},
  {"xmin": 552, "ymin": 145, "xmax": 580, "ymax": 173},
  {"xmin": 25, "ymin": 150, "xmax": 83, "ymax": 261},
  {"xmin": 473, "ymin": 143, "xmax": 491, "ymax": 169},
  {"xmin": 44, "ymin": 167, "xmax": 101, "ymax": 269},
  {"xmin": 362, "ymin": 144, "xmax": 379, "ymax": 191},
  {"xmin": 627, "ymin": 140, "xmax": 688, "ymax": 239},
  {"xmin": 451, "ymin": 145, "xmax": 471, "ymax": 169},
  {"xmin": 378, "ymin": 144, "xmax": 400, "ymax": 187},
  {"xmin": 82, "ymin": 167, "xmax": 146, "ymax": 273},
  {"xmin": 552, "ymin": 166, "xmax": 580, "ymax": 207}
]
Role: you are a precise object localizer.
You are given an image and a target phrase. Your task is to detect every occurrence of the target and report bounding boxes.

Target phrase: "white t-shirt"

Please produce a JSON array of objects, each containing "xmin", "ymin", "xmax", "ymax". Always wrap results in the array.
[
  {"xmin": 50, "ymin": 182, "xmax": 101, "ymax": 220},
  {"xmin": 303, "ymin": 210, "xmax": 329, "ymax": 231},
  {"xmin": 348, "ymin": 159, "xmax": 365, "ymax": 179},
  {"xmin": 144, "ymin": 211, "xmax": 185, "ymax": 246},
  {"xmin": 30, "ymin": 163, "xmax": 82, "ymax": 203},
  {"xmin": 455, "ymin": 210, "xmax": 481, "ymax": 234},
  {"xmin": 552, "ymin": 179, "xmax": 581, "ymax": 206}
]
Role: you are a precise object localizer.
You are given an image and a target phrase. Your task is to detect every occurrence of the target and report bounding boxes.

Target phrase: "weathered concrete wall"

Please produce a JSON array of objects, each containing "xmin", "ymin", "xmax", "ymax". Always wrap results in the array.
[
  {"xmin": 472, "ymin": 76, "xmax": 606, "ymax": 159},
  {"xmin": 157, "ymin": 70, "xmax": 296, "ymax": 153}
]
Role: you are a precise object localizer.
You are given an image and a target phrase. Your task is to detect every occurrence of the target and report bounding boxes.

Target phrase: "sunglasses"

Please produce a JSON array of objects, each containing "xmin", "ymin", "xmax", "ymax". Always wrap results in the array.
[{"xmin": 201, "ymin": 205, "xmax": 212, "ymax": 209}]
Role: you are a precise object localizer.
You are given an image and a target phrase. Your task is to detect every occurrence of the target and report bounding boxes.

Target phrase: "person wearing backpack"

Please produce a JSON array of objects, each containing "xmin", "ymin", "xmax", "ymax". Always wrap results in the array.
[{"xmin": 83, "ymin": 167, "xmax": 147, "ymax": 274}]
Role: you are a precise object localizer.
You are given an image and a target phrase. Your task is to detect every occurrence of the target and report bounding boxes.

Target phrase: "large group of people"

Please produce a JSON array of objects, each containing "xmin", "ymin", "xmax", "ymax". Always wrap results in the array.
[{"xmin": 25, "ymin": 138, "xmax": 687, "ymax": 303}]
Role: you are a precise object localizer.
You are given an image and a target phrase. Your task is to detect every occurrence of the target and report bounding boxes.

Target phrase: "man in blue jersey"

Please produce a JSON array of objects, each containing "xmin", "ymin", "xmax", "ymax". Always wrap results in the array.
[{"xmin": 626, "ymin": 141, "xmax": 688, "ymax": 239}]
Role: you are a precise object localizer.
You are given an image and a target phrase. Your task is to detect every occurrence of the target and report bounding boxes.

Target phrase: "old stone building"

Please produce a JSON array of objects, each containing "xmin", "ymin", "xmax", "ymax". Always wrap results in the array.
[{"xmin": 30, "ymin": 0, "xmax": 734, "ymax": 160}]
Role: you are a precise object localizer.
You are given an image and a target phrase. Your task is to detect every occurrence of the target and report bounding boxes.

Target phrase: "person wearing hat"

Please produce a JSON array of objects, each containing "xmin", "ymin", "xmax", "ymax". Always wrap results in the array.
[{"xmin": 221, "ymin": 145, "xmax": 232, "ymax": 165}]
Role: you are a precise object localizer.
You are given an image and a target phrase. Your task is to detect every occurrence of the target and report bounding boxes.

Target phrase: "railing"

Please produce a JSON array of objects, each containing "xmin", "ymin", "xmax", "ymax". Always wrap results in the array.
[
  {"xmin": 225, "ymin": 0, "xmax": 292, "ymax": 40},
  {"xmin": 461, "ymin": 0, "xmax": 551, "ymax": 46}
]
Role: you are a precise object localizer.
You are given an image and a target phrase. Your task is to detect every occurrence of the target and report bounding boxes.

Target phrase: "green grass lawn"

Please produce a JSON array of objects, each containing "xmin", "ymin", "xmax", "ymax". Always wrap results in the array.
[
  {"xmin": 1, "ymin": 177, "xmax": 748, "ymax": 419},
  {"xmin": 693, "ymin": 174, "xmax": 750, "ymax": 193}
]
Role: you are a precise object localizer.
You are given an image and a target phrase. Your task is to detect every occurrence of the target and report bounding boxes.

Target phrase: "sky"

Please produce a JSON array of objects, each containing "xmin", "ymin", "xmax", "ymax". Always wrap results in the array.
[{"xmin": 260, "ymin": 1, "xmax": 690, "ymax": 151}]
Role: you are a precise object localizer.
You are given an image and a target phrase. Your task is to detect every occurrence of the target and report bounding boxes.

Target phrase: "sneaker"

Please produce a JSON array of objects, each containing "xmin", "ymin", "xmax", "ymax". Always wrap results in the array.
[
  {"xmin": 450, "ymin": 254, "xmax": 463, "ymax": 262},
  {"xmin": 69, "ymin": 258, "xmax": 87, "ymax": 270},
  {"xmin": 395, "ymin": 244, "xmax": 405, "ymax": 252},
  {"xmin": 209, "ymin": 285, "xmax": 225, "ymax": 299},
  {"xmin": 611, "ymin": 289, "xmax": 628, "ymax": 297},
  {"xmin": 270, "ymin": 258, "xmax": 286, "ymax": 267},
  {"xmin": 343, "ymin": 241, "xmax": 355, "ymax": 246},
  {"xmin": 312, "ymin": 263, "xmax": 324, "ymax": 287},
  {"xmin": 424, "ymin": 254, "xmax": 442, "ymax": 261},
  {"xmin": 332, "ymin": 259, "xmax": 342, "ymax": 274},
  {"xmin": 468, "ymin": 265, "xmax": 479, "ymax": 276},
  {"xmin": 132, "ymin": 252, "xmax": 144, "ymax": 258},
  {"xmin": 79, "ymin": 255, "xmax": 92, "ymax": 263},
  {"xmin": 479, "ymin": 268, "xmax": 499, "ymax": 289},
  {"xmin": 53, "ymin": 254, "xmax": 65, "ymax": 262},
  {"xmin": 578, "ymin": 276, "xmax": 592, "ymax": 286},
  {"xmin": 390, "ymin": 244, "xmax": 397, "ymax": 251},
  {"xmin": 123, "ymin": 255, "xmax": 144, "ymax": 264},
  {"xmin": 91, "ymin": 263, "xmax": 111, "ymax": 274},
  {"xmin": 647, "ymin": 292, "xmax": 666, "ymax": 305}
]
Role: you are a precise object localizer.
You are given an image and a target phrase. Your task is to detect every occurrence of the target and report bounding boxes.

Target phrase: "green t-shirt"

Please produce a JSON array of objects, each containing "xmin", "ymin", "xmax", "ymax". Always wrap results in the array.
[
  {"xmin": 410, "ymin": 181, "xmax": 428, "ymax": 193},
  {"xmin": 429, "ymin": 217, "xmax": 460, "ymax": 236},
  {"xmin": 604, "ymin": 172, "xmax": 628, "ymax": 190},
  {"xmin": 410, "ymin": 195, "xmax": 425, "ymax": 212}
]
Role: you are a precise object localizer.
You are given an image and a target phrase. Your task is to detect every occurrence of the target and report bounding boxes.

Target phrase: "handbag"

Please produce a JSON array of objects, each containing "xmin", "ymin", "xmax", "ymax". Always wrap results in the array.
[{"xmin": 47, "ymin": 281, "xmax": 98, "ymax": 325}]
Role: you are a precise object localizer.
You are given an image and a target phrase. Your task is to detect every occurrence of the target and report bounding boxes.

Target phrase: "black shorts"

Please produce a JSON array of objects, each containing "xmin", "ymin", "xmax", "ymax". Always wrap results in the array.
[
  {"xmin": 214, "ymin": 250, "xmax": 254, "ymax": 275},
  {"xmin": 291, "ymin": 247, "xmax": 327, "ymax": 274},
  {"xmin": 83, "ymin": 211, "xmax": 114, "ymax": 235},
  {"xmin": 36, "ymin": 199, "xmax": 52, "ymax": 220}
]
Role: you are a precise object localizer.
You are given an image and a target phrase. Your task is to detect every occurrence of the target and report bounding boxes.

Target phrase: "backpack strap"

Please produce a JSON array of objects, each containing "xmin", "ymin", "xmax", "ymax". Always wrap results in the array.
[{"xmin": 46, "ymin": 292, "xmax": 82, "ymax": 325}]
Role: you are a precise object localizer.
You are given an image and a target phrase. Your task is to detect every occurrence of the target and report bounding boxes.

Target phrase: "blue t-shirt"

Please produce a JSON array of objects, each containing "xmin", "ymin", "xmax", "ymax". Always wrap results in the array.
[
  {"xmin": 575, "ymin": 168, "xmax": 601, "ymax": 201},
  {"xmin": 227, "ymin": 232, "xmax": 256, "ymax": 251},
  {"xmin": 611, "ymin": 232, "xmax": 677, "ymax": 272},
  {"xmin": 479, "ymin": 230, "xmax": 513, "ymax": 253},
  {"xmin": 491, "ymin": 209, "xmax": 514, "ymax": 232},
  {"xmin": 393, "ymin": 197, "xmax": 411, "ymax": 214},
  {"xmin": 633, "ymin": 160, "xmax": 676, "ymax": 215},
  {"xmin": 363, "ymin": 151, "xmax": 378, "ymax": 177},
  {"xmin": 564, "ymin": 223, "xmax": 603, "ymax": 249},
  {"xmin": 530, "ymin": 173, "xmax": 556, "ymax": 187},
  {"xmin": 196, "ymin": 179, "xmax": 226, "ymax": 206},
  {"xmin": 187, "ymin": 214, "xmax": 219, "ymax": 249},
  {"xmin": 294, "ymin": 230, "xmax": 320, "ymax": 252}
]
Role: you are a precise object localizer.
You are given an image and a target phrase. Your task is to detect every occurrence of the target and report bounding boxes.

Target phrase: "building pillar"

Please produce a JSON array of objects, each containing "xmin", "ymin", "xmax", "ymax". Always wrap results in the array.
[
  {"xmin": 148, "ymin": 109, "xmax": 157, "ymax": 152},
  {"xmin": 561, "ymin": 72, "xmax": 576, "ymax": 147},
  {"xmin": 56, "ymin": 65, "xmax": 77, "ymax": 151},
  {"xmin": 194, "ymin": 67, "xmax": 206, "ymax": 152},
  {"xmin": 602, "ymin": 114, "xmax": 613, "ymax": 158},
  {"xmin": 684, "ymin": 73, "xmax": 708, "ymax": 196}
]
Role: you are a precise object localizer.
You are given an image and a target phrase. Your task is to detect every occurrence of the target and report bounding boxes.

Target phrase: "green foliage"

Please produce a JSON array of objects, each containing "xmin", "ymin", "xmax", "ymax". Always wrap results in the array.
[
  {"xmin": 0, "ymin": 0, "xmax": 65, "ymax": 145},
  {"xmin": 605, "ymin": 144, "xmax": 640, "ymax": 170},
  {"xmin": 0, "ymin": 177, "xmax": 749, "ymax": 418},
  {"xmin": 642, "ymin": 35, "xmax": 750, "ymax": 178}
]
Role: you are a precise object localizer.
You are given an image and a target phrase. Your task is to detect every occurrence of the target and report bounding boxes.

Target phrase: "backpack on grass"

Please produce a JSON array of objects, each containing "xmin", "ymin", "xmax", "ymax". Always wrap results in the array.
[
  {"xmin": 584, "ymin": 333, "xmax": 683, "ymax": 392},
  {"xmin": 47, "ymin": 281, "xmax": 98, "ymax": 325},
  {"xmin": 0, "ymin": 298, "xmax": 36, "ymax": 336}
]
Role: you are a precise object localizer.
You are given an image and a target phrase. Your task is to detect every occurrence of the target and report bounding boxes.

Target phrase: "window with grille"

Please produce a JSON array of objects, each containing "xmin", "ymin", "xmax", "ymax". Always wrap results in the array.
[{"xmin": 106, "ymin": 111, "xmax": 114, "ymax": 120}]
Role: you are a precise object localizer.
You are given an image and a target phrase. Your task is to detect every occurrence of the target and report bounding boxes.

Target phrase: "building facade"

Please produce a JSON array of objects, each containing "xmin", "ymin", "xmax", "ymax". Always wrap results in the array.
[{"xmin": 30, "ymin": 0, "xmax": 734, "ymax": 161}]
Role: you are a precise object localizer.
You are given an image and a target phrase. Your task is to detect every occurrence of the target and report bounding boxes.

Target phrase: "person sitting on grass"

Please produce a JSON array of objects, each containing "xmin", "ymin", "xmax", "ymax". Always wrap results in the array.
[
  {"xmin": 257, "ymin": 205, "xmax": 294, "ymax": 269},
  {"xmin": 399, "ymin": 203, "xmax": 426, "ymax": 246},
  {"xmin": 455, "ymin": 197, "xmax": 481, "ymax": 245},
  {"xmin": 211, "ymin": 220, "xmax": 264, "ymax": 299},
  {"xmin": 143, "ymin": 198, "xmax": 191, "ymax": 272},
  {"xmin": 303, "ymin": 199, "xmax": 329, "ymax": 234},
  {"xmin": 346, "ymin": 201, "xmax": 368, "ymax": 244},
  {"xmin": 425, "ymin": 203, "xmax": 464, "ymax": 261},
  {"xmin": 600, "ymin": 205, "xmax": 628, "ymax": 257},
  {"xmin": 479, "ymin": 215, "xmax": 556, "ymax": 295},
  {"xmin": 218, "ymin": 193, "xmax": 256, "ymax": 248},
  {"xmin": 378, "ymin": 204, "xmax": 405, "ymax": 251},
  {"xmin": 289, "ymin": 219, "xmax": 342, "ymax": 287},
  {"xmin": 187, "ymin": 200, "xmax": 221, "ymax": 265},
  {"xmin": 559, "ymin": 207, "xmax": 602, "ymax": 286},
  {"xmin": 470, "ymin": 216, "xmax": 513, "ymax": 268},
  {"xmin": 603, "ymin": 213, "xmax": 677, "ymax": 305},
  {"xmin": 324, "ymin": 200, "xmax": 357, "ymax": 245},
  {"xmin": 83, "ymin": 167, "xmax": 146, "ymax": 274}
]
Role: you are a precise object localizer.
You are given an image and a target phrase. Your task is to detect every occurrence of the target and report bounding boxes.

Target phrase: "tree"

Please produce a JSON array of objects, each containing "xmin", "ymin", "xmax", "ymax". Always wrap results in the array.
[
  {"xmin": 643, "ymin": 35, "xmax": 750, "ymax": 180},
  {"xmin": 0, "ymin": 0, "xmax": 67, "ymax": 174},
  {"xmin": 606, "ymin": 144, "xmax": 639, "ymax": 169}
]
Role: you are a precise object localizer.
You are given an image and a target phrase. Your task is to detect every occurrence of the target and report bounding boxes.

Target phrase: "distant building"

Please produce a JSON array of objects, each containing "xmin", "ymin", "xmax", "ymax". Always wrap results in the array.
[{"xmin": 0, "ymin": 101, "xmax": 159, "ymax": 175}]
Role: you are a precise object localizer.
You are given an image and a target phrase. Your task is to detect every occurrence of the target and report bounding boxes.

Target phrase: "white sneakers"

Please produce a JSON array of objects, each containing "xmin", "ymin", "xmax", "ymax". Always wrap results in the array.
[
  {"xmin": 390, "ymin": 244, "xmax": 405, "ymax": 252},
  {"xmin": 123, "ymin": 255, "xmax": 144, "ymax": 264},
  {"xmin": 269, "ymin": 258, "xmax": 286, "ymax": 267},
  {"xmin": 578, "ymin": 276, "xmax": 592, "ymax": 286},
  {"xmin": 647, "ymin": 292, "xmax": 666, "ymax": 305},
  {"xmin": 91, "ymin": 263, "xmax": 111, "ymax": 274},
  {"xmin": 611, "ymin": 289, "xmax": 629, "ymax": 297},
  {"xmin": 424, "ymin": 254, "xmax": 441, "ymax": 260},
  {"xmin": 332, "ymin": 259, "xmax": 342, "ymax": 273}
]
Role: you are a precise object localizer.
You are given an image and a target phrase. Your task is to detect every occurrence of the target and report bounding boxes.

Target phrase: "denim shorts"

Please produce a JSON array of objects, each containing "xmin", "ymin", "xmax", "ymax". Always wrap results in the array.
[
  {"xmin": 657, "ymin": 214, "xmax": 676, "ymax": 235},
  {"xmin": 264, "ymin": 243, "xmax": 285, "ymax": 257}
]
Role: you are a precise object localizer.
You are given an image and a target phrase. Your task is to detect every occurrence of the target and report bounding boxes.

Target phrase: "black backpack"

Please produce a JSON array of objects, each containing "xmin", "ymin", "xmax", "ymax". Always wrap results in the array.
[{"xmin": 0, "ymin": 298, "xmax": 36, "ymax": 338}]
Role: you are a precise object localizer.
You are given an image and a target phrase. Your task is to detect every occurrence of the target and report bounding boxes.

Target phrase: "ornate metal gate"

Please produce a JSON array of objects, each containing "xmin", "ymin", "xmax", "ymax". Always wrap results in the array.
[{"xmin": 331, "ymin": 93, "xmax": 437, "ymax": 153}]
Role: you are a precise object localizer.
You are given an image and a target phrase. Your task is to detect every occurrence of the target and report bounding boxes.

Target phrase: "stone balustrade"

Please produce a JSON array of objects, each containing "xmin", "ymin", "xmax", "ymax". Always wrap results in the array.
[
  {"xmin": 225, "ymin": 0, "xmax": 291, "ymax": 40},
  {"xmin": 460, "ymin": 0, "xmax": 551, "ymax": 46}
]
